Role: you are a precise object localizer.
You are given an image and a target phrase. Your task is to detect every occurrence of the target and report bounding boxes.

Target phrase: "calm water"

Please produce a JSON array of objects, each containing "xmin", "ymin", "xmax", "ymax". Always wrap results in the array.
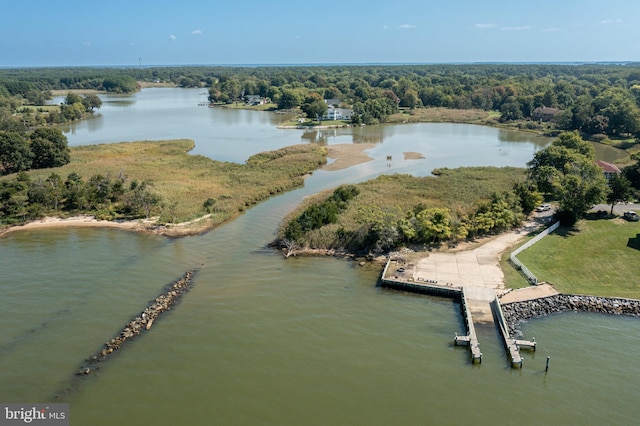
[
  {"xmin": 2, "ymin": 89, "xmax": 637, "ymax": 424},
  {"xmin": 54, "ymin": 88, "xmax": 552, "ymax": 166}
]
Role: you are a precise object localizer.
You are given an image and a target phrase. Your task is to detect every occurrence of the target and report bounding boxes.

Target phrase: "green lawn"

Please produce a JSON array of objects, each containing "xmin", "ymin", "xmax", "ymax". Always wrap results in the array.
[{"xmin": 514, "ymin": 218, "xmax": 640, "ymax": 298}]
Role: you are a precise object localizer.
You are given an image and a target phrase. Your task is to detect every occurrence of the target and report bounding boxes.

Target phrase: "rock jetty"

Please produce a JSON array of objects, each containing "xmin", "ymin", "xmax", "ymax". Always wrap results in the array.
[
  {"xmin": 78, "ymin": 269, "xmax": 198, "ymax": 373},
  {"xmin": 502, "ymin": 294, "xmax": 640, "ymax": 336}
]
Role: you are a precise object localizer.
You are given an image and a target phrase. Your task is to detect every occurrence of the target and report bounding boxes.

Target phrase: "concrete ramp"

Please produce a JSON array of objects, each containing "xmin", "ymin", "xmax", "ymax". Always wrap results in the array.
[{"xmin": 464, "ymin": 286, "xmax": 496, "ymax": 324}]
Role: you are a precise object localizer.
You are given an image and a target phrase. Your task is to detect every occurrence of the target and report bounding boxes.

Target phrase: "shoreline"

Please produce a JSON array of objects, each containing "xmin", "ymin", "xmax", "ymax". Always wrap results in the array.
[
  {"xmin": 501, "ymin": 293, "xmax": 640, "ymax": 337},
  {"xmin": 0, "ymin": 214, "xmax": 216, "ymax": 238}
]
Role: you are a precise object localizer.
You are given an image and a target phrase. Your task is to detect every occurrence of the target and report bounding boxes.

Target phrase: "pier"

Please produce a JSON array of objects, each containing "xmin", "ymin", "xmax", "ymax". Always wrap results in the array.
[
  {"xmin": 381, "ymin": 258, "xmax": 536, "ymax": 367},
  {"xmin": 491, "ymin": 297, "xmax": 536, "ymax": 368}
]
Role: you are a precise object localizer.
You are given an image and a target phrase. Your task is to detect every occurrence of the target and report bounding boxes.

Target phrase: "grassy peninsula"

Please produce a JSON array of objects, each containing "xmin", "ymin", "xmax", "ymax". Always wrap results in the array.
[
  {"xmin": 0, "ymin": 140, "xmax": 327, "ymax": 235},
  {"xmin": 276, "ymin": 167, "xmax": 531, "ymax": 254}
]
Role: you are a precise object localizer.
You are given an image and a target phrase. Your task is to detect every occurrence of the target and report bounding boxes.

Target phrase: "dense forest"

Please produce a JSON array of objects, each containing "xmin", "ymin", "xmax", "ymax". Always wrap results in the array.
[{"xmin": 2, "ymin": 64, "xmax": 640, "ymax": 137}]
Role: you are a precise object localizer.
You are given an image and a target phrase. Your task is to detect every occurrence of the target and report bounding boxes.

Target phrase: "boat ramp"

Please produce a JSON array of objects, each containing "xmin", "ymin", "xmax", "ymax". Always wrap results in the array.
[{"xmin": 380, "ymin": 258, "xmax": 536, "ymax": 368}]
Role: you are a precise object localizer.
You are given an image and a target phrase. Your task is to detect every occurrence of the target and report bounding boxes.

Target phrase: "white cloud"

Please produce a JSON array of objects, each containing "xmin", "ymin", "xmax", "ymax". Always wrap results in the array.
[
  {"xmin": 383, "ymin": 25, "xmax": 389, "ymax": 30},
  {"xmin": 398, "ymin": 24, "xmax": 416, "ymax": 29},
  {"xmin": 501, "ymin": 26, "xmax": 532, "ymax": 31},
  {"xmin": 82, "ymin": 41, "xmax": 92, "ymax": 47},
  {"xmin": 542, "ymin": 27, "xmax": 561, "ymax": 32},
  {"xmin": 601, "ymin": 19, "xmax": 622, "ymax": 24},
  {"xmin": 474, "ymin": 23, "xmax": 497, "ymax": 29},
  {"xmin": 192, "ymin": 30, "xmax": 203, "ymax": 35},
  {"xmin": 168, "ymin": 34, "xmax": 177, "ymax": 40}
]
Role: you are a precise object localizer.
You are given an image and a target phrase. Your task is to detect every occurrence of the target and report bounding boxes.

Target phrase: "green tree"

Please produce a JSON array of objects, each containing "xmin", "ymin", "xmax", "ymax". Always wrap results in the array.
[
  {"xmin": 414, "ymin": 207, "xmax": 452, "ymax": 243},
  {"xmin": 101, "ymin": 75, "xmax": 139, "ymax": 93},
  {"xmin": 606, "ymin": 174, "xmax": 633, "ymax": 214},
  {"xmin": 277, "ymin": 89, "xmax": 303, "ymax": 109},
  {"xmin": 64, "ymin": 172, "xmax": 86, "ymax": 210},
  {"xmin": 499, "ymin": 100, "xmax": 523, "ymax": 122},
  {"xmin": 82, "ymin": 94, "xmax": 102, "ymax": 112},
  {"xmin": 301, "ymin": 94, "xmax": 327, "ymax": 121},
  {"xmin": 65, "ymin": 92, "xmax": 83, "ymax": 105},
  {"xmin": 528, "ymin": 131, "xmax": 608, "ymax": 224},
  {"xmin": 593, "ymin": 89, "xmax": 640, "ymax": 135},
  {"xmin": 29, "ymin": 128, "xmax": 70, "ymax": 169},
  {"xmin": 513, "ymin": 182, "xmax": 543, "ymax": 214},
  {"xmin": 0, "ymin": 131, "xmax": 33, "ymax": 175}
]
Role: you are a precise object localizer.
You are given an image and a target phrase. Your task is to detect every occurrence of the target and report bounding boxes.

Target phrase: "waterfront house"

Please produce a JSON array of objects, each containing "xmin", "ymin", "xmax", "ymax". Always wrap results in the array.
[
  {"xmin": 323, "ymin": 106, "xmax": 353, "ymax": 121},
  {"xmin": 532, "ymin": 106, "xmax": 562, "ymax": 122},
  {"xmin": 245, "ymin": 95, "xmax": 269, "ymax": 105},
  {"xmin": 595, "ymin": 160, "xmax": 621, "ymax": 180}
]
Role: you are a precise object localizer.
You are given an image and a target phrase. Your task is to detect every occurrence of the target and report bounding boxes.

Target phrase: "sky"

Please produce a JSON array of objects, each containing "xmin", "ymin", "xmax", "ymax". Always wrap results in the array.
[{"xmin": 1, "ymin": 0, "xmax": 639, "ymax": 67}]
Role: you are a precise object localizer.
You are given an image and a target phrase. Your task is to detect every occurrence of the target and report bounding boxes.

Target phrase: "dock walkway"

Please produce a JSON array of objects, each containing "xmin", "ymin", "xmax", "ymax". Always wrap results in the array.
[{"xmin": 381, "ymin": 258, "xmax": 536, "ymax": 367}]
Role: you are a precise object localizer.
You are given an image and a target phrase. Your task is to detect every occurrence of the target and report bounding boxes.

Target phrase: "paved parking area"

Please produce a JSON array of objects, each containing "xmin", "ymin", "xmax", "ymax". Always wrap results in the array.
[{"xmin": 413, "ymin": 221, "xmax": 542, "ymax": 290}]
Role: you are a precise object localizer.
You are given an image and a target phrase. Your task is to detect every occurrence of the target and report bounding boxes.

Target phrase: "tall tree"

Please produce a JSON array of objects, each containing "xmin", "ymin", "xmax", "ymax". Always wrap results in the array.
[
  {"xmin": 301, "ymin": 94, "xmax": 327, "ymax": 121},
  {"xmin": 29, "ymin": 128, "xmax": 70, "ymax": 169},
  {"xmin": 528, "ymin": 131, "xmax": 608, "ymax": 224},
  {"xmin": 606, "ymin": 174, "xmax": 633, "ymax": 214},
  {"xmin": 82, "ymin": 94, "xmax": 102, "ymax": 112},
  {"xmin": 0, "ymin": 131, "xmax": 33, "ymax": 175}
]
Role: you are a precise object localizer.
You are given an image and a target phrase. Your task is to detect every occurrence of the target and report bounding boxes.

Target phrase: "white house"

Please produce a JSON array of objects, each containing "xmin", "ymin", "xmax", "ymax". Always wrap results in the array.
[
  {"xmin": 323, "ymin": 105, "xmax": 353, "ymax": 121},
  {"xmin": 244, "ymin": 95, "xmax": 269, "ymax": 105}
]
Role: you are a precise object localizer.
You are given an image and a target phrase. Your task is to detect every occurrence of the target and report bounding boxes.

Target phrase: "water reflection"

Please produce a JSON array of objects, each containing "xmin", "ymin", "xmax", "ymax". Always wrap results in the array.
[
  {"xmin": 497, "ymin": 128, "xmax": 550, "ymax": 146},
  {"xmin": 301, "ymin": 126, "xmax": 385, "ymax": 145},
  {"xmin": 58, "ymin": 88, "xmax": 553, "ymax": 165},
  {"xmin": 103, "ymin": 99, "xmax": 136, "ymax": 108}
]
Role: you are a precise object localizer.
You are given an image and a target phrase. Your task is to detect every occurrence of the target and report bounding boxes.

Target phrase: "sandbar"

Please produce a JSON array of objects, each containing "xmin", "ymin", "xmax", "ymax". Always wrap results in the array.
[{"xmin": 324, "ymin": 143, "xmax": 376, "ymax": 171}]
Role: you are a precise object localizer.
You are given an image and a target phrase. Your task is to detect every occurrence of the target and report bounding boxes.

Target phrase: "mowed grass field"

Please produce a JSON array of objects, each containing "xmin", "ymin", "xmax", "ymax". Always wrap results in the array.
[
  {"xmin": 514, "ymin": 218, "xmax": 640, "ymax": 298},
  {"xmin": 13, "ymin": 139, "xmax": 327, "ymax": 229}
]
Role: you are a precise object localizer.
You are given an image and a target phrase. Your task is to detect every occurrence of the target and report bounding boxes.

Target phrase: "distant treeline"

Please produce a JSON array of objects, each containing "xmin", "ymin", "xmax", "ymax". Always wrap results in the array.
[{"xmin": 2, "ymin": 64, "xmax": 640, "ymax": 135}]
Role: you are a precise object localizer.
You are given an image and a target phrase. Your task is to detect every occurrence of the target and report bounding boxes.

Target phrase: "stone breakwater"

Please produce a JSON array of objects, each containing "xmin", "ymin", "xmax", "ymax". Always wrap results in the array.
[
  {"xmin": 502, "ymin": 294, "xmax": 640, "ymax": 336},
  {"xmin": 78, "ymin": 269, "xmax": 198, "ymax": 374}
]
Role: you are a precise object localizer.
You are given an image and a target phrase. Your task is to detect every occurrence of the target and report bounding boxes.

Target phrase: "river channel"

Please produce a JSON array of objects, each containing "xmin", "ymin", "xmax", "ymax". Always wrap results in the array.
[{"xmin": 1, "ymin": 88, "xmax": 638, "ymax": 424}]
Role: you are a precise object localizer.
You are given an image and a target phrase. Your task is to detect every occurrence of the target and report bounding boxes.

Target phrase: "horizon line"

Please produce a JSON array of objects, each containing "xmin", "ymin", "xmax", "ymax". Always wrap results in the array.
[{"xmin": 1, "ymin": 60, "xmax": 639, "ymax": 69}]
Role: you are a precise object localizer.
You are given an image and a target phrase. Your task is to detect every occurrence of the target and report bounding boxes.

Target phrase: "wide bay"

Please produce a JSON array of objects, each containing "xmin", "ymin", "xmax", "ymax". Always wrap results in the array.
[{"xmin": 1, "ymin": 88, "xmax": 637, "ymax": 424}]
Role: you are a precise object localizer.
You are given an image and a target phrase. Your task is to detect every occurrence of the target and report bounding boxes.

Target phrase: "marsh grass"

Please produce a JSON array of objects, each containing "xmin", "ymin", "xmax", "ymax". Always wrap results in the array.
[
  {"xmin": 515, "ymin": 218, "xmax": 640, "ymax": 298},
  {"xmin": 9, "ymin": 139, "xmax": 327, "ymax": 226},
  {"xmin": 278, "ymin": 167, "xmax": 527, "ymax": 247}
]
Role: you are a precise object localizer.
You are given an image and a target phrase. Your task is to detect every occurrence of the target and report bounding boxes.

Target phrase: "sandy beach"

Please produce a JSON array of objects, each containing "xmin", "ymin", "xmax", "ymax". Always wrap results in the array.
[
  {"xmin": 324, "ymin": 143, "xmax": 376, "ymax": 171},
  {"xmin": 0, "ymin": 215, "xmax": 146, "ymax": 237}
]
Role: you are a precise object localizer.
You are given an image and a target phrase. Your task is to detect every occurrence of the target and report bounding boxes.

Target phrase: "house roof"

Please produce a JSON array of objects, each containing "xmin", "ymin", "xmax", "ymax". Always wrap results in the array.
[
  {"xmin": 596, "ymin": 160, "xmax": 621, "ymax": 174},
  {"xmin": 533, "ymin": 106, "xmax": 561, "ymax": 115}
]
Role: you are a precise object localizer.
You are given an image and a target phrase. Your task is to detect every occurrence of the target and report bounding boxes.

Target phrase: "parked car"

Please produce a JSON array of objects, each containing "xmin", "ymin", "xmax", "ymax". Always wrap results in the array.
[
  {"xmin": 535, "ymin": 204, "xmax": 551, "ymax": 212},
  {"xmin": 623, "ymin": 211, "xmax": 639, "ymax": 221}
]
